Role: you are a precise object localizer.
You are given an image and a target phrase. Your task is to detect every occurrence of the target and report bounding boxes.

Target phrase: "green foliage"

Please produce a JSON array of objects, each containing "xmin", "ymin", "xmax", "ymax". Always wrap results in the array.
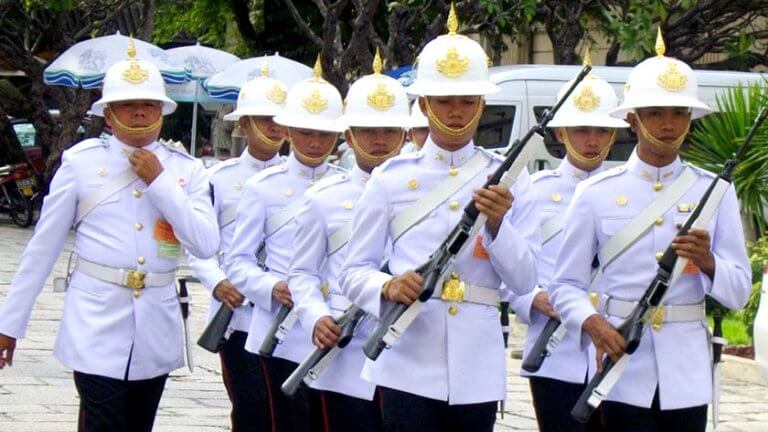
[
  {"xmin": 154, "ymin": 0, "xmax": 257, "ymax": 56},
  {"xmin": 684, "ymin": 83, "xmax": 768, "ymax": 233},
  {"xmin": 742, "ymin": 237, "xmax": 768, "ymax": 338},
  {"xmin": 707, "ymin": 314, "xmax": 751, "ymax": 345}
]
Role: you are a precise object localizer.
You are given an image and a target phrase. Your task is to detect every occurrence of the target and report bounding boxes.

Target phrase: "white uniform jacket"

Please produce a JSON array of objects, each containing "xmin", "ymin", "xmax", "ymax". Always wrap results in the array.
[
  {"xmin": 550, "ymin": 150, "xmax": 750, "ymax": 409},
  {"xmin": 0, "ymin": 135, "xmax": 219, "ymax": 380},
  {"xmin": 508, "ymin": 158, "xmax": 604, "ymax": 383},
  {"xmin": 187, "ymin": 150, "xmax": 283, "ymax": 332},
  {"xmin": 339, "ymin": 137, "xmax": 540, "ymax": 404},
  {"xmin": 224, "ymin": 153, "xmax": 343, "ymax": 363},
  {"xmin": 289, "ymin": 165, "xmax": 379, "ymax": 400}
]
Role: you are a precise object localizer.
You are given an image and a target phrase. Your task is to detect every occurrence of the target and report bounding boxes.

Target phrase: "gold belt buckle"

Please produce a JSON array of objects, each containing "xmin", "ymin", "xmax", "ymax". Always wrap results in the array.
[
  {"xmin": 440, "ymin": 273, "xmax": 465, "ymax": 303},
  {"xmin": 650, "ymin": 305, "xmax": 666, "ymax": 332},
  {"xmin": 126, "ymin": 270, "xmax": 146, "ymax": 298}
]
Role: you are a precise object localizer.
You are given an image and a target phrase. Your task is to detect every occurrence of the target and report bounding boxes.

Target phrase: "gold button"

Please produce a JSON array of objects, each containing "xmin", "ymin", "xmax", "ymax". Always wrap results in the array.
[
  {"xmin": 448, "ymin": 306, "xmax": 458, "ymax": 316},
  {"xmin": 133, "ymin": 290, "xmax": 141, "ymax": 299},
  {"xmin": 97, "ymin": 167, "xmax": 107, "ymax": 177},
  {"xmin": 408, "ymin": 179, "xmax": 419, "ymax": 190},
  {"xmin": 449, "ymin": 167, "xmax": 458, "ymax": 176},
  {"xmin": 653, "ymin": 182, "xmax": 663, "ymax": 191},
  {"xmin": 132, "ymin": 189, "xmax": 142, "ymax": 198},
  {"xmin": 282, "ymin": 188, "xmax": 293, "ymax": 197},
  {"xmin": 135, "ymin": 223, "xmax": 143, "ymax": 231},
  {"xmin": 655, "ymin": 252, "xmax": 664, "ymax": 261},
  {"xmin": 655, "ymin": 217, "xmax": 663, "ymax": 226},
  {"xmin": 137, "ymin": 256, "xmax": 146, "ymax": 265},
  {"xmin": 616, "ymin": 195, "xmax": 628, "ymax": 207},
  {"xmin": 449, "ymin": 200, "xmax": 459, "ymax": 211},
  {"xmin": 551, "ymin": 192, "xmax": 562, "ymax": 203},
  {"xmin": 342, "ymin": 200, "xmax": 354, "ymax": 210}
]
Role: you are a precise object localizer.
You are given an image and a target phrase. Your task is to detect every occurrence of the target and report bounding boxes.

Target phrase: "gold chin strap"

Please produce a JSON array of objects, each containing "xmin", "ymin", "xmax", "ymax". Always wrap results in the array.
[
  {"xmin": 424, "ymin": 97, "xmax": 484, "ymax": 138},
  {"xmin": 561, "ymin": 128, "xmax": 616, "ymax": 165},
  {"xmin": 288, "ymin": 130, "xmax": 337, "ymax": 165},
  {"xmin": 347, "ymin": 129, "xmax": 405, "ymax": 164},
  {"xmin": 635, "ymin": 113, "xmax": 690, "ymax": 151},
  {"xmin": 107, "ymin": 107, "xmax": 163, "ymax": 136},
  {"xmin": 247, "ymin": 116, "xmax": 285, "ymax": 149}
]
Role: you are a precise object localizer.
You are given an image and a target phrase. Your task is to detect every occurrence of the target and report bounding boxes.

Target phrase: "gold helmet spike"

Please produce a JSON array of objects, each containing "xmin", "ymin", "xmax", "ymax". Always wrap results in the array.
[
  {"xmin": 312, "ymin": 54, "xmax": 323, "ymax": 81},
  {"xmin": 372, "ymin": 47, "xmax": 383, "ymax": 74},
  {"xmin": 261, "ymin": 55, "xmax": 269, "ymax": 77},
  {"xmin": 655, "ymin": 26, "xmax": 666, "ymax": 57},
  {"xmin": 127, "ymin": 36, "xmax": 137, "ymax": 59},
  {"xmin": 446, "ymin": 2, "xmax": 459, "ymax": 36},
  {"xmin": 583, "ymin": 45, "xmax": 593, "ymax": 67}
]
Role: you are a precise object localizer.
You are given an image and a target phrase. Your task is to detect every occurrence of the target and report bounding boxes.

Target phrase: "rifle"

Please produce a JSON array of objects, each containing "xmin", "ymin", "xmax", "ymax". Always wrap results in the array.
[
  {"xmin": 571, "ymin": 106, "xmax": 768, "ymax": 424},
  {"xmin": 259, "ymin": 303, "xmax": 293, "ymax": 357},
  {"xmin": 363, "ymin": 65, "xmax": 593, "ymax": 361},
  {"xmin": 281, "ymin": 305, "xmax": 367, "ymax": 397}
]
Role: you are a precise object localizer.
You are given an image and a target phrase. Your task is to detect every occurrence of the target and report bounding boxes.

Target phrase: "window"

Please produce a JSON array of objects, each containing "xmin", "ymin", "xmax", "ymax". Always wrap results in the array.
[
  {"xmin": 475, "ymin": 105, "xmax": 516, "ymax": 150},
  {"xmin": 12, "ymin": 123, "xmax": 36, "ymax": 148}
]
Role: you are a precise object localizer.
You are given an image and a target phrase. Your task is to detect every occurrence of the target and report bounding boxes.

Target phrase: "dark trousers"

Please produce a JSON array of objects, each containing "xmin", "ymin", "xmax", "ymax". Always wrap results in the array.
[
  {"xmin": 317, "ymin": 389, "xmax": 383, "ymax": 432},
  {"xmin": 601, "ymin": 387, "xmax": 707, "ymax": 432},
  {"xmin": 263, "ymin": 355, "xmax": 323, "ymax": 432},
  {"xmin": 220, "ymin": 331, "xmax": 273, "ymax": 431},
  {"xmin": 73, "ymin": 371, "xmax": 167, "ymax": 432},
  {"xmin": 529, "ymin": 376, "xmax": 603, "ymax": 432},
  {"xmin": 379, "ymin": 386, "xmax": 496, "ymax": 432}
]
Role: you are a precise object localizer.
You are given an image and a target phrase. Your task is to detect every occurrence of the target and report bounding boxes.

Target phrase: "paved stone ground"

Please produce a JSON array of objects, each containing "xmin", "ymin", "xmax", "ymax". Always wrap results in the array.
[{"xmin": 0, "ymin": 219, "xmax": 766, "ymax": 431}]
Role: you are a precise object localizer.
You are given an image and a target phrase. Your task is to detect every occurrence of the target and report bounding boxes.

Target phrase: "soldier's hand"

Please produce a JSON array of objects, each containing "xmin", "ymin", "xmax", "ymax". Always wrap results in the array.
[
  {"xmin": 532, "ymin": 291, "xmax": 558, "ymax": 319},
  {"xmin": 0, "ymin": 333, "xmax": 16, "ymax": 369},
  {"xmin": 313, "ymin": 316, "xmax": 341, "ymax": 349},
  {"xmin": 473, "ymin": 184, "xmax": 513, "ymax": 239},
  {"xmin": 583, "ymin": 314, "xmax": 626, "ymax": 372},
  {"xmin": 671, "ymin": 228, "xmax": 715, "ymax": 278},
  {"xmin": 213, "ymin": 280, "xmax": 244, "ymax": 311},
  {"xmin": 383, "ymin": 271, "xmax": 423, "ymax": 305},
  {"xmin": 271, "ymin": 281, "xmax": 293, "ymax": 308},
  {"xmin": 129, "ymin": 148, "xmax": 164, "ymax": 185}
]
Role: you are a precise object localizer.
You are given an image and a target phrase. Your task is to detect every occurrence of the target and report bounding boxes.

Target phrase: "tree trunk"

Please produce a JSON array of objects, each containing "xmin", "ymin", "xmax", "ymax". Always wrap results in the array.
[{"xmin": 0, "ymin": 105, "xmax": 25, "ymax": 166}]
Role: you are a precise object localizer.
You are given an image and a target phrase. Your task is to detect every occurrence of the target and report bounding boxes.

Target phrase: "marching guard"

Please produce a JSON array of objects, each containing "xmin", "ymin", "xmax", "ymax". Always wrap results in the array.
[
  {"xmin": 339, "ymin": 6, "xmax": 539, "ymax": 432},
  {"xmin": 287, "ymin": 49, "xmax": 410, "ymax": 431},
  {"xmin": 549, "ymin": 30, "xmax": 751, "ymax": 431},
  {"xmin": 224, "ymin": 57, "xmax": 346, "ymax": 431},
  {"xmin": 509, "ymin": 52, "xmax": 627, "ymax": 432},
  {"xmin": 187, "ymin": 65, "xmax": 288, "ymax": 431},
  {"xmin": 0, "ymin": 45, "xmax": 219, "ymax": 431}
]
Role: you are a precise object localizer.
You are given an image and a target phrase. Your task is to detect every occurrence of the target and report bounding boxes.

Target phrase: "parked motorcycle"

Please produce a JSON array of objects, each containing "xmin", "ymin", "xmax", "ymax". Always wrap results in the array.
[{"xmin": 0, "ymin": 162, "xmax": 36, "ymax": 227}]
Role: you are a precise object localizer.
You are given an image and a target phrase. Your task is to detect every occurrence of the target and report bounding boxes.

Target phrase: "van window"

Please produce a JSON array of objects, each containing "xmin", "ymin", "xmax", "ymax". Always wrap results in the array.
[
  {"xmin": 12, "ymin": 123, "xmax": 36, "ymax": 148},
  {"xmin": 475, "ymin": 105, "xmax": 516, "ymax": 150},
  {"xmin": 533, "ymin": 106, "xmax": 635, "ymax": 162}
]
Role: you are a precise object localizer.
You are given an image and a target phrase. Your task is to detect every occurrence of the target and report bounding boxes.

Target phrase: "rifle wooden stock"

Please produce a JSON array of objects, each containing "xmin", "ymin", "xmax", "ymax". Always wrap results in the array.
[
  {"xmin": 197, "ymin": 304, "xmax": 233, "ymax": 353},
  {"xmin": 259, "ymin": 304, "xmax": 292, "ymax": 357},
  {"xmin": 521, "ymin": 318, "xmax": 560, "ymax": 373}
]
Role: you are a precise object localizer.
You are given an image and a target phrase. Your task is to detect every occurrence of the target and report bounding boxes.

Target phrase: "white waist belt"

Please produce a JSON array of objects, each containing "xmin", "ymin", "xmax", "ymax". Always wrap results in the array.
[
  {"xmin": 601, "ymin": 295, "xmax": 705, "ymax": 323},
  {"xmin": 432, "ymin": 283, "xmax": 500, "ymax": 306},
  {"xmin": 75, "ymin": 258, "xmax": 176, "ymax": 289}
]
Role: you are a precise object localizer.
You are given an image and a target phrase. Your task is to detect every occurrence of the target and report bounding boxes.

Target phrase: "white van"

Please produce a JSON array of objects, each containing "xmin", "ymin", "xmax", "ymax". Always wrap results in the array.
[{"xmin": 475, "ymin": 64, "xmax": 766, "ymax": 171}]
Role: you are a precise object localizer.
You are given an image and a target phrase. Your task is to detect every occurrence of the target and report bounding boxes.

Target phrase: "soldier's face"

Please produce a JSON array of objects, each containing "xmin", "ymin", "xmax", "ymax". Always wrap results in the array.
[
  {"xmin": 421, "ymin": 96, "xmax": 484, "ymax": 150},
  {"xmin": 409, "ymin": 127, "xmax": 429, "ymax": 148},
  {"xmin": 105, "ymin": 100, "xmax": 163, "ymax": 147},
  {"xmin": 289, "ymin": 127, "xmax": 337, "ymax": 167},
  {"xmin": 347, "ymin": 126, "xmax": 404, "ymax": 171},
  {"xmin": 557, "ymin": 126, "xmax": 614, "ymax": 171},
  {"xmin": 239, "ymin": 116, "xmax": 287, "ymax": 153},
  {"xmin": 629, "ymin": 107, "xmax": 691, "ymax": 157}
]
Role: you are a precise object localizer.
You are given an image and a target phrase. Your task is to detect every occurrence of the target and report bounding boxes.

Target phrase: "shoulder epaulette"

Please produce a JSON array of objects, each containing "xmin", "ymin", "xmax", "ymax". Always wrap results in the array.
[
  {"xmin": 477, "ymin": 146, "xmax": 505, "ymax": 162},
  {"xmin": 530, "ymin": 169, "xmax": 559, "ymax": 184},
  {"xmin": 67, "ymin": 137, "xmax": 105, "ymax": 154},
  {"xmin": 307, "ymin": 173, "xmax": 349, "ymax": 197},
  {"xmin": 579, "ymin": 165, "xmax": 627, "ymax": 189},
  {"xmin": 250, "ymin": 163, "xmax": 287, "ymax": 185},
  {"xmin": 161, "ymin": 141, "xmax": 195, "ymax": 160},
  {"xmin": 207, "ymin": 157, "xmax": 241, "ymax": 177},
  {"xmin": 683, "ymin": 162, "xmax": 716, "ymax": 178},
  {"xmin": 376, "ymin": 150, "xmax": 424, "ymax": 172}
]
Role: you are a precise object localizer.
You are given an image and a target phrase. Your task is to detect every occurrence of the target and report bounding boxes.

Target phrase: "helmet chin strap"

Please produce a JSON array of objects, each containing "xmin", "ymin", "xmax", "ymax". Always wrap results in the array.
[
  {"xmin": 561, "ymin": 128, "xmax": 616, "ymax": 166},
  {"xmin": 347, "ymin": 129, "xmax": 405, "ymax": 164},
  {"xmin": 424, "ymin": 97, "xmax": 484, "ymax": 138},
  {"xmin": 107, "ymin": 107, "xmax": 163, "ymax": 136},
  {"xmin": 287, "ymin": 130, "xmax": 337, "ymax": 165},
  {"xmin": 247, "ymin": 116, "xmax": 285, "ymax": 149},
  {"xmin": 635, "ymin": 112, "xmax": 690, "ymax": 151}
]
